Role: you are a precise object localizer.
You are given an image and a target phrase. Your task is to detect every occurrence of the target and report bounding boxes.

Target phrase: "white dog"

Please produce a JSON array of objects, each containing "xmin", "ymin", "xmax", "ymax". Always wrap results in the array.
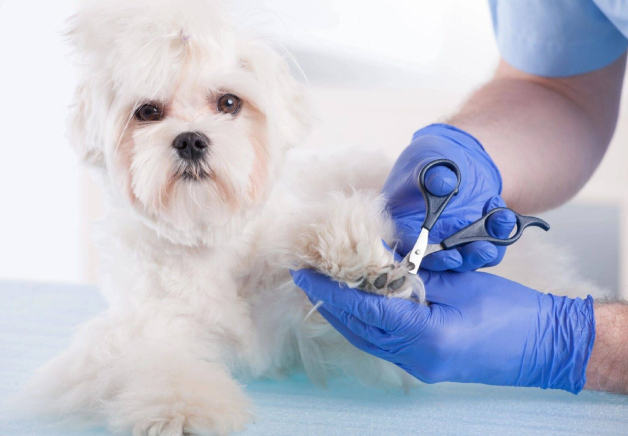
[{"xmin": 20, "ymin": 1, "xmax": 602, "ymax": 435}]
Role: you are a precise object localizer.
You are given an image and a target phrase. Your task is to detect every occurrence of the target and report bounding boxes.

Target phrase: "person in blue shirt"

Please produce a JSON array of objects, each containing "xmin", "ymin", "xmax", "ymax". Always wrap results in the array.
[{"xmin": 292, "ymin": 0, "xmax": 628, "ymax": 395}]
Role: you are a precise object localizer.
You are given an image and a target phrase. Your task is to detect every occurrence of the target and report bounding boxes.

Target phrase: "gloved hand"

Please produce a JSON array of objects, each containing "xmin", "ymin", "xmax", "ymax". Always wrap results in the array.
[
  {"xmin": 291, "ymin": 268, "xmax": 595, "ymax": 394},
  {"xmin": 383, "ymin": 123, "xmax": 516, "ymax": 271}
]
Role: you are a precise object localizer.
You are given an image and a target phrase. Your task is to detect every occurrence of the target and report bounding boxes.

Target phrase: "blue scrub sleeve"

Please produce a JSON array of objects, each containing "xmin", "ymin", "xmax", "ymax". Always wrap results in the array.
[{"xmin": 489, "ymin": 0, "xmax": 628, "ymax": 77}]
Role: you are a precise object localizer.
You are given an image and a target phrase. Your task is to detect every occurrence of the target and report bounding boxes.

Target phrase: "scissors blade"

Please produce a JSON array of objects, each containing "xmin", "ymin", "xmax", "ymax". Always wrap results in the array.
[{"xmin": 406, "ymin": 228, "xmax": 429, "ymax": 274}]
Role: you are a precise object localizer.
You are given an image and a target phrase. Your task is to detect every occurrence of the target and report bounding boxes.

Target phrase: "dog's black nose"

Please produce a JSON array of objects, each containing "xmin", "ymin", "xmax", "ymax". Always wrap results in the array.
[{"xmin": 172, "ymin": 132, "xmax": 209, "ymax": 161}]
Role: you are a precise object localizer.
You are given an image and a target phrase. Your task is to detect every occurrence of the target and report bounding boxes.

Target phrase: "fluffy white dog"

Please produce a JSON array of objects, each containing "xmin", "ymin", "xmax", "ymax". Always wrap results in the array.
[{"xmin": 20, "ymin": 1, "xmax": 602, "ymax": 435}]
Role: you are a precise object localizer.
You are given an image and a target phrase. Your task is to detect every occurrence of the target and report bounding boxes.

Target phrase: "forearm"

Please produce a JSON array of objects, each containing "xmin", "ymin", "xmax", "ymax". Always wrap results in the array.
[
  {"xmin": 448, "ymin": 56, "xmax": 625, "ymax": 213},
  {"xmin": 585, "ymin": 301, "xmax": 628, "ymax": 395}
]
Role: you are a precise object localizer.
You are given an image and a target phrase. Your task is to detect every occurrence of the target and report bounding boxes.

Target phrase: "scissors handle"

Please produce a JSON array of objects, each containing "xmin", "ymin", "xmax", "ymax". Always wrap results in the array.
[
  {"xmin": 418, "ymin": 159, "xmax": 462, "ymax": 231},
  {"xmin": 440, "ymin": 207, "xmax": 550, "ymax": 250}
]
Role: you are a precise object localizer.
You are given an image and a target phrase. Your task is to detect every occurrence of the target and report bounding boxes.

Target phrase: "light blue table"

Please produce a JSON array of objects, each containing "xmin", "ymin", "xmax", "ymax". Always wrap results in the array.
[{"xmin": 1, "ymin": 281, "xmax": 627, "ymax": 436}]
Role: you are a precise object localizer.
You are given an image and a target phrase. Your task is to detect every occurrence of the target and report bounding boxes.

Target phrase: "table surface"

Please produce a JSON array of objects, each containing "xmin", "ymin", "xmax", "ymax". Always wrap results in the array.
[{"xmin": 1, "ymin": 280, "xmax": 627, "ymax": 436}]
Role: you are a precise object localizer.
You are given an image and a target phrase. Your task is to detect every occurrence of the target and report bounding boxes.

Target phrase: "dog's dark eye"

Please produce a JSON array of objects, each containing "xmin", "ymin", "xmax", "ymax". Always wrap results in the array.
[
  {"xmin": 135, "ymin": 103, "xmax": 163, "ymax": 122},
  {"xmin": 217, "ymin": 94, "xmax": 242, "ymax": 115}
]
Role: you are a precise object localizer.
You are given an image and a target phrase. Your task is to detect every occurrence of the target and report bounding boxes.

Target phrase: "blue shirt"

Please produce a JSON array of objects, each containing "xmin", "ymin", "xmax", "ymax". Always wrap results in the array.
[{"xmin": 489, "ymin": 0, "xmax": 628, "ymax": 77}]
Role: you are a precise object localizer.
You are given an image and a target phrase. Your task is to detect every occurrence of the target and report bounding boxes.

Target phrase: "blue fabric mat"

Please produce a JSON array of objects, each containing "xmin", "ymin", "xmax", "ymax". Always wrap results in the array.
[{"xmin": 1, "ymin": 280, "xmax": 627, "ymax": 435}]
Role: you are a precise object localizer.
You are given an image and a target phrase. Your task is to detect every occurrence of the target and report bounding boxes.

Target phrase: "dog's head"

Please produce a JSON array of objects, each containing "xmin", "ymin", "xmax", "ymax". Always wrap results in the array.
[{"xmin": 68, "ymin": 0, "xmax": 310, "ymax": 245}]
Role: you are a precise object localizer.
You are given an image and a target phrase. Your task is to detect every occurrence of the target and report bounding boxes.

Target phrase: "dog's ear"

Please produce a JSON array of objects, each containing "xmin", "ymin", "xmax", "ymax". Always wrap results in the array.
[
  {"xmin": 67, "ymin": 78, "xmax": 109, "ymax": 168},
  {"xmin": 239, "ymin": 40, "xmax": 312, "ymax": 150},
  {"xmin": 64, "ymin": 10, "xmax": 114, "ymax": 168}
]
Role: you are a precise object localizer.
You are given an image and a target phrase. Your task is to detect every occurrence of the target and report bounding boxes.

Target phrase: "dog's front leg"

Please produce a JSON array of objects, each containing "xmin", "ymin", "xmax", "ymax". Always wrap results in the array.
[
  {"xmin": 20, "ymin": 309, "xmax": 252, "ymax": 436},
  {"xmin": 288, "ymin": 191, "xmax": 424, "ymax": 302}
]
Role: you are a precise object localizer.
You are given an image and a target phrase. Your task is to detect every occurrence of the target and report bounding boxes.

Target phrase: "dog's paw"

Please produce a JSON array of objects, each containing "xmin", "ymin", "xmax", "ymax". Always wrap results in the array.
[
  {"xmin": 355, "ymin": 260, "xmax": 423, "ymax": 300},
  {"xmin": 292, "ymin": 191, "xmax": 424, "ymax": 302},
  {"xmin": 111, "ymin": 362, "xmax": 253, "ymax": 436},
  {"xmin": 123, "ymin": 391, "xmax": 253, "ymax": 436},
  {"xmin": 130, "ymin": 402, "xmax": 252, "ymax": 436}
]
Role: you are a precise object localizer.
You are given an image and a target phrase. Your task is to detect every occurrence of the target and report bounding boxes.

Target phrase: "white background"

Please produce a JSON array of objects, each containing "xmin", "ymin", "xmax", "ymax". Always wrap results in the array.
[
  {"xmin": 0, "ymin": 0, "xmax": 80, "ymax": 284},
  {"xmin": 0, "ymin": 1, "xmax": 625, "ymax": 291}
]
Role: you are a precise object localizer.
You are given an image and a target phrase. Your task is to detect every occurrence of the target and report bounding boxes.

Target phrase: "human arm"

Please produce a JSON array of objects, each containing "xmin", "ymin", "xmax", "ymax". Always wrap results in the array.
[
  {"xmin": 292, "ymin": 268, "xmax": 605, "ymax": 394},
  {"xmin": 381, "ymin": 56, "xmax": 625, "ymax": 271},
  {"xmin": 585, "ymin": 301, "xmax": 628, "ymax": 395},
  {"xmin": 383, "ymin": 3, "xmax": 627, "ymax": 271},
  {"xmin": 450, "ymin": 55, "xmax": 626, "ymax": 213}
]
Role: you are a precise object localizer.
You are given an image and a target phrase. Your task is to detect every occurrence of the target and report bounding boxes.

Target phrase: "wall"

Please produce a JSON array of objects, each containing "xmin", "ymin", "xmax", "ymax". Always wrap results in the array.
[{"xmin": 0, "ymin": 0, "xmax": 80, "ymax": 284}]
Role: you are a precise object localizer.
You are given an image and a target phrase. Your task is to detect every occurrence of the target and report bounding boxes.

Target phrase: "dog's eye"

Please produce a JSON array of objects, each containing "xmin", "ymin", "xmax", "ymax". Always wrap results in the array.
[
  {"xmin": 135, "ymin": 103, "xmax": 163, "ymax": 122},
  {"xmin": 217, "ymin": 94, "xmax": 242, "ymax": 115}
]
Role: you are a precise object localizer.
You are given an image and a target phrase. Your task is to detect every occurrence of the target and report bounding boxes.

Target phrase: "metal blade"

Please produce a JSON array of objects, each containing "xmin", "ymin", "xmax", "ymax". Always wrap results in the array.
[{"xmin": 407, "ymin": 228, "xmax": 429, "ymax": 274}]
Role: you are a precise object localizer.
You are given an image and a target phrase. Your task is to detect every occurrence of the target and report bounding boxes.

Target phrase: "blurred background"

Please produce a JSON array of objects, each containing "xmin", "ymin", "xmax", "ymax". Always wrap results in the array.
[{"xmin": 0, "ymin": 1, "xmax": 625, "ymax": 296}]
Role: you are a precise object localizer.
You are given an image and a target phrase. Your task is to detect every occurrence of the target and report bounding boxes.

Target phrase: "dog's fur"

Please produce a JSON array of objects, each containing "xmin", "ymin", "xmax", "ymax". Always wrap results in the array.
[{"xmin": 18, "ymin": 1, "xmax": 604, "ymax": 435}]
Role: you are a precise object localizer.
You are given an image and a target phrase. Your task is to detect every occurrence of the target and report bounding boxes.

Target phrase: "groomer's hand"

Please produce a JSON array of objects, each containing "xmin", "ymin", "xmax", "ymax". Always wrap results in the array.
[
  {"xmin": 383, "ymin": 123, "xmax": 515, "ymax": 271},
  {"xmin": 291, "ymin": 268, "xmax": 595, "ymax": 394}
]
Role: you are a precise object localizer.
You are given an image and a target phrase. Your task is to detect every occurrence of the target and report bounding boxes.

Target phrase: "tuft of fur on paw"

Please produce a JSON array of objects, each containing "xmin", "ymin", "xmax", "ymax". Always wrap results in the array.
[{"xmin": 290, "ymin": 190, "xmax": 425, "ymax": 302}]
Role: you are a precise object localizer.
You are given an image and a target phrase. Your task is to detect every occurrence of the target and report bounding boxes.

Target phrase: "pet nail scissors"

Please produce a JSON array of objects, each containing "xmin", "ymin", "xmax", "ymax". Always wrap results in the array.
[{"xmin": 405, "ymin": 159, "xmax": 550, "ymax": 274}]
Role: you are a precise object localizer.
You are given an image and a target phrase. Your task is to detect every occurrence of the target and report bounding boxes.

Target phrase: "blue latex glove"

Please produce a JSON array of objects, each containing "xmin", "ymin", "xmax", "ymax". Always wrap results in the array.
[
  {"xmin": 383, "ymin": 123, "xmax": 516, "ymax": 271},
  {"xmin": 291, "ymin": 268, "xmax": 596, "ymax": 394}
]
